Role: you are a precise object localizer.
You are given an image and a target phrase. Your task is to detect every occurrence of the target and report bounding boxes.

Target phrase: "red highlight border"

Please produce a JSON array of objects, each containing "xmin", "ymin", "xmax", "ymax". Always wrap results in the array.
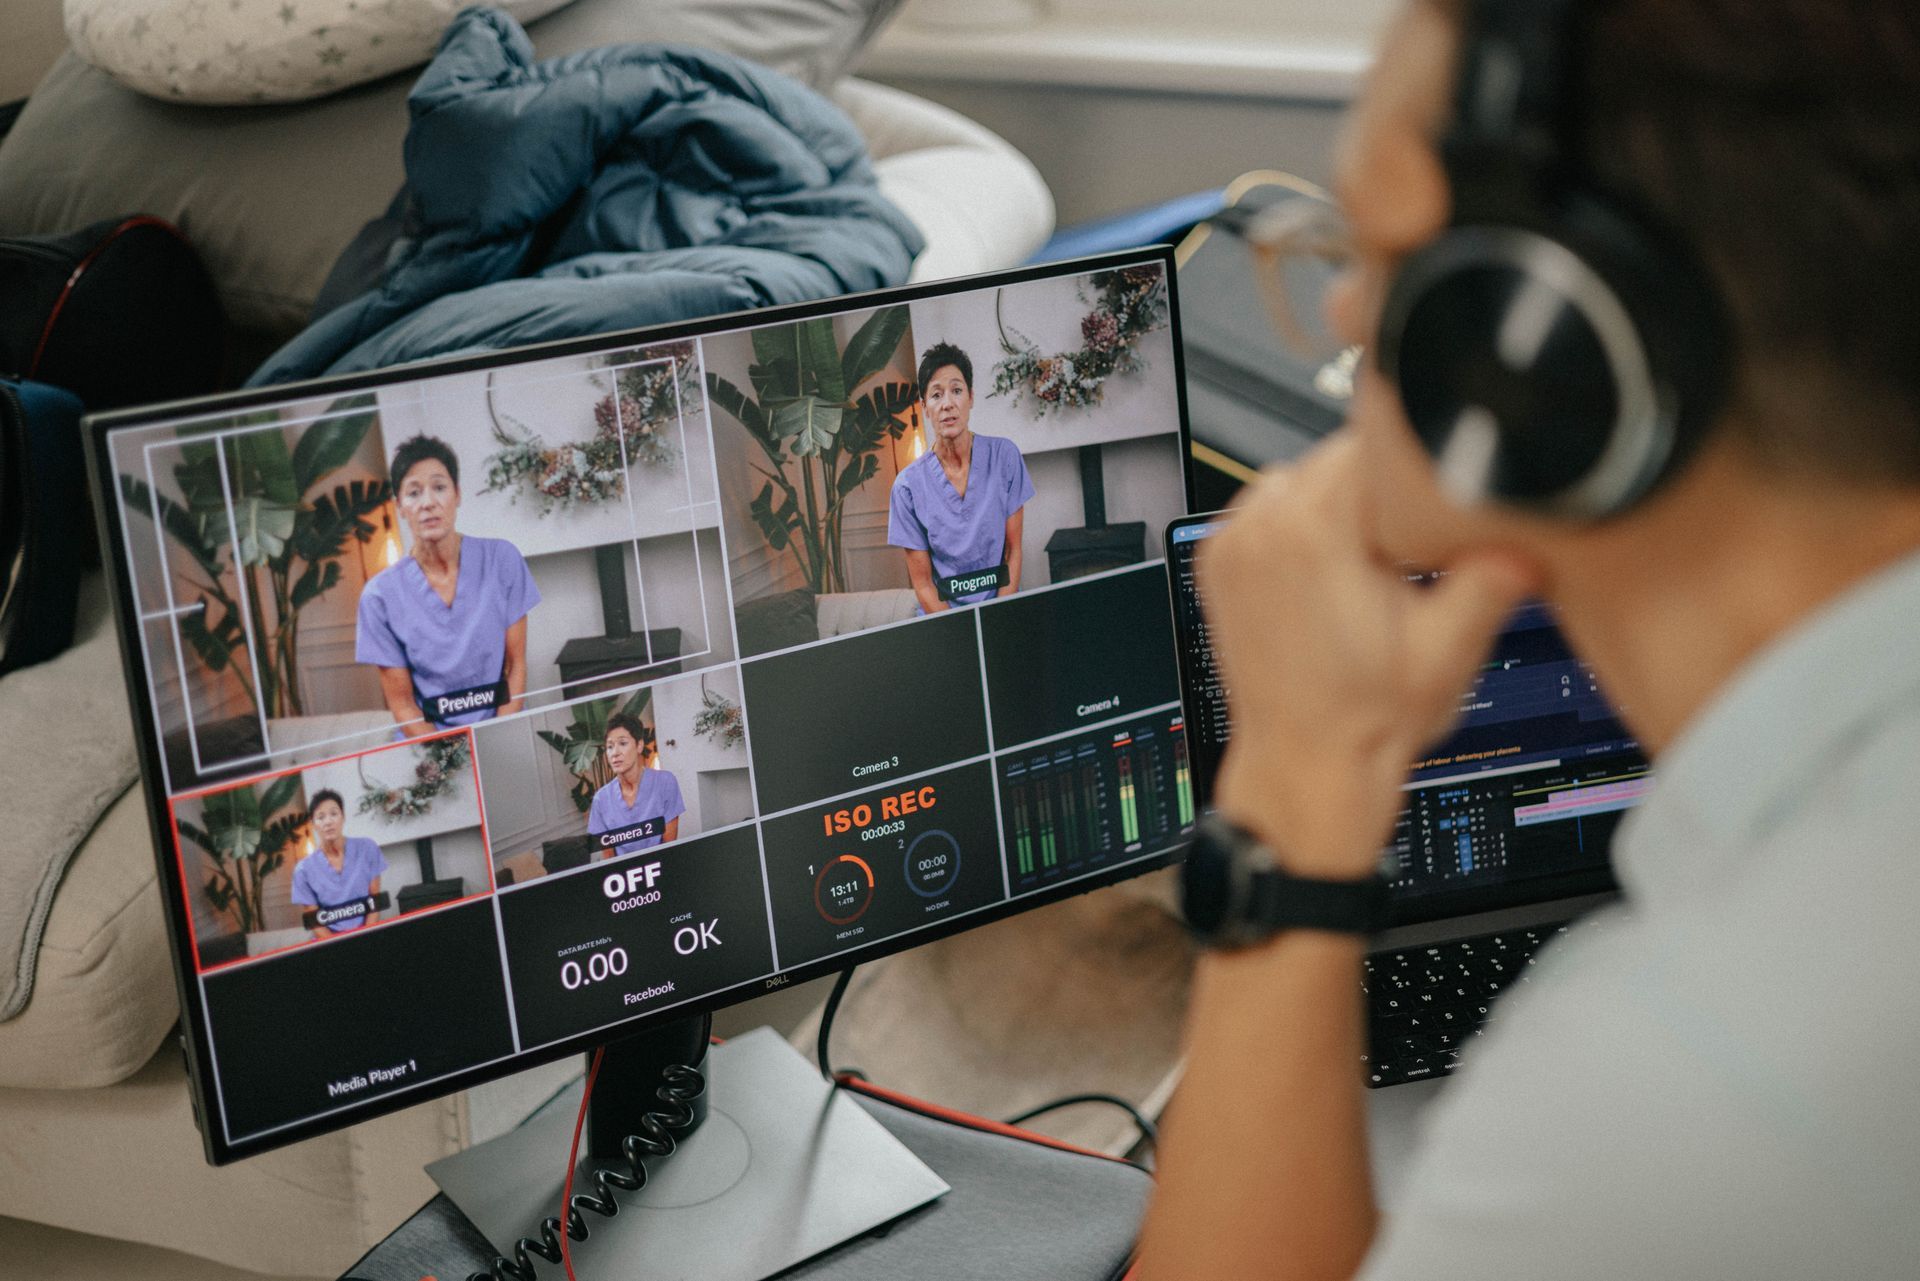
[{"xmin": 167, "ymin": 726, "xmax": 499, "ymax": 976}]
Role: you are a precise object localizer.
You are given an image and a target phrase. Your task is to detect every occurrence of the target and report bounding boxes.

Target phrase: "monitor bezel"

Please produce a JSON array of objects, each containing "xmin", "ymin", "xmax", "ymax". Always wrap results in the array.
[{"xmin": 86, "ymin": 247, "xmax": 1198, "ymax": 1164}]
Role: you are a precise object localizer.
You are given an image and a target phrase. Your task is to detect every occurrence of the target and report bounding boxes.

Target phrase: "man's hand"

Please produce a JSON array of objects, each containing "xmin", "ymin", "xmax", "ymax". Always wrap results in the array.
[{"xmin": 1199, "ymin": 434, "xmax": 1539, "ymax": 878}]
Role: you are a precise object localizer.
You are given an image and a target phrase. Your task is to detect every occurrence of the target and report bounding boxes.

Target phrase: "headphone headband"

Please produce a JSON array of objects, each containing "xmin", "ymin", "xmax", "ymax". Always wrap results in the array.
[
  {"xmin": 1377, "ymin": 0, "xmax": 1730, "ymax": 519},
  {"xmin": 1447, "ymin": 0, "xmax": 1588, "ymax": 213}
]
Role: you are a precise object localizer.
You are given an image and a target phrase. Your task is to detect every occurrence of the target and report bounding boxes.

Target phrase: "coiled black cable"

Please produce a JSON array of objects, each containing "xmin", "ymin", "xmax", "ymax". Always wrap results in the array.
[{"xmin": 468, "ymin": 1059, "xmax": 706, "ymax": 1281}]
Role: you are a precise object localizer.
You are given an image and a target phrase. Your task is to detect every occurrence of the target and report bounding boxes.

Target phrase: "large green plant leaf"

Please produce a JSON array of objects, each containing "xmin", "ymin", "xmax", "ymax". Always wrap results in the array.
[
  {"xmin": 295, "ymin": 479, "xmax": 392, "ymax": 563},
  {"xmin": 835, "ymin": 452, "xmax": 880, "ymax": 498},
  {"xmin": 179, "ymin": 597, "xmax": 245, "ymax": 675},
  {"xmin": 259, "ymin": 814, "xmax": 305, "ymax": 861},
  {"xmin": 258, "ymin": 772, "xmax": 302, "ymax": 817},
  {"xmin": 118, "ymin": 475, "xmax": 226, "ymax": 583},
  {"xmin": 797, "ymin": 317, "xmax": 846, "ymax": 406},
  {"xmin": 204, "ymin": 876, "xmax": 234, "ymax": 912},
  {"xmin": 230, "ymin": 495, "xmax": 297, "ymax": 565},
  {"xmin": 290, "ymin": 559, "xmax": 343, "ymax": 610},
  {"xmin": 839, "ymin": 381, "xmax": 917, "ymax": 455},
  {"xmin": 749, "ymin": 326, "xmax": 805, "ymax": 403},
  {"xmin": 770, "ymin": 397, "xmax": 842, "ymax": 456},
  {"xmin": 174, "ymin": 818, "xmax": 217, "ymax": 858},
  {"xmin": 706, "ymin": 374, "xmax": 775, "ymax": 448},
  {"xmin": 291, "ymin": 410, "xmax": 376, "ymax": 494},
  {"xmin": 174, "ymin": 441, "xmax": 228, "ymax": 518},
  {"xmin": 840, "ymin": 307, "xmax": 910, "ymax": 392},
  {"xmin": 229, "ymin": 428, "xmax": 301, "ymax": 507},
  {"xmin": 748, "ymin": 484, "xmax": 794, "ymax": 551},
  {"xmin": 204, "ymin": 787, "xmax": 263, "ymax": 863}
]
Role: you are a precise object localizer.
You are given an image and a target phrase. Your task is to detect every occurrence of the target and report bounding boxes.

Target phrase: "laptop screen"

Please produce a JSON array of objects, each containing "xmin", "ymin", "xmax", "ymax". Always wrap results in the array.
[{"xmin": 1168, "ymin": 514, "xmax": 1637, "ymax": 923}]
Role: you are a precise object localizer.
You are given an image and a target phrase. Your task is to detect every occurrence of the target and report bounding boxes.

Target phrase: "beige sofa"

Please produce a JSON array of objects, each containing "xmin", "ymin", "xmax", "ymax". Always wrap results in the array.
[{"xmin": 0, "ymin": 5, "xmax": 1053, "ymax": 1275}]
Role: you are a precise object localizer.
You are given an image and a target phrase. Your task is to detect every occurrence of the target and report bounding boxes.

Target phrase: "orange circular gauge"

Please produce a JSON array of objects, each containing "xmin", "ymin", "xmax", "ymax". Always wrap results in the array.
[{"xmin": 813, "ymin": 853, "xmax": 875, "ymax": 925}]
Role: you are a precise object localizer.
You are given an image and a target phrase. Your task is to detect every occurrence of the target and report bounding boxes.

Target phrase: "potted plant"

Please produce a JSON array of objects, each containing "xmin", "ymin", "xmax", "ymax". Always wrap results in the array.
[
  {"xmin": 537, "ymin": 687, "xmax": 654, "ymax": 813},
  {"xmin": 707, "ymin": 307, "xmax": 918, "ymax": 596},
  {"xmin": 175, "ymin": 774, "xmax": 307, "ymax": 936},
  {"xmin": 118, "ymin": 398, "xmax": 392, "ymax": 720}
]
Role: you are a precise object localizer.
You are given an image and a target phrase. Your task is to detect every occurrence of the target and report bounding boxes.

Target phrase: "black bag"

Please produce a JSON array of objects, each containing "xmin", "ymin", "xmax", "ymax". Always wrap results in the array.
[
  {"xmin": 0, "ymin": 215, "xmax": 225, "ymax": 411},
  {"xmin": 0, "ymin": 377, "xmax": 87, "ymax": 676}
]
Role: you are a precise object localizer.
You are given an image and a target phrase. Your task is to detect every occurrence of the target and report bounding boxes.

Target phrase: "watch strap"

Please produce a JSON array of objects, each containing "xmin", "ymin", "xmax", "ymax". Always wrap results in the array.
[{"xmin": 1245, "ymin": 862, "xmax": 1389, "ymax": 936}]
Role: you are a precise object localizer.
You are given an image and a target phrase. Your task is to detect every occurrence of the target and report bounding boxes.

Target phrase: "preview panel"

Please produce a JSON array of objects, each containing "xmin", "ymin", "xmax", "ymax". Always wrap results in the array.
[{"xmin": 98, "ymin": 254, "xmax": 1197, "ymax": 1156}]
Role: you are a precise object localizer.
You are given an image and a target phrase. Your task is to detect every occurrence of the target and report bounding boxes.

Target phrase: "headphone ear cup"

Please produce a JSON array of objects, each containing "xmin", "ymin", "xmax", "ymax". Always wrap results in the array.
[{"xmin": 1377, "ymin": 201, "xmax": 1729, "ymax": 519}]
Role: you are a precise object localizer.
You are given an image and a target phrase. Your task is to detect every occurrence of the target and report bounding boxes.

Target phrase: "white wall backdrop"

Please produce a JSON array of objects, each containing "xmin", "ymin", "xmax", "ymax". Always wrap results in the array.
[
  {"xmin": 906, "ymin": 267, "xmax": 1181, "ymax": 454},
  {"xmin": 302, "ymin": 735, "xmax": 484, "ymax": 844},
  {"xmin": 376, "ymin": 349, "xmax": 718, "ymax": 558}
]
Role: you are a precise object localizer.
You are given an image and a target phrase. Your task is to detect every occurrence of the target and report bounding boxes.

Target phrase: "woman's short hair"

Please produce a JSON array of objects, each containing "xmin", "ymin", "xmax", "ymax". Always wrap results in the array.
[
  {"xmin": 916, "ymin": 342, "xmax": 973, "ymax": 399},
  {"xmin": 309, "ymin": 788, "xmax": 345, "ymax": 817},
  {"xmin": 389, "ymin": 434, "xmax": 460, "ymax": 495},
  {"xmin": 604, "ymin": 713, "xmax": 654, "ymax": 752}
]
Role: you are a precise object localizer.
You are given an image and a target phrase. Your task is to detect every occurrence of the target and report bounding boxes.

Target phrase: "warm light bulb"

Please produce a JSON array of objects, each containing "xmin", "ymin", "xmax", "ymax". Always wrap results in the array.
[
  {"xmin": 910, "ymin": 433, "xmax": 925, "ymax": 460},
  {"xmin": 384, "ymin": 534, "xmax": 402, "ymax": 567}
]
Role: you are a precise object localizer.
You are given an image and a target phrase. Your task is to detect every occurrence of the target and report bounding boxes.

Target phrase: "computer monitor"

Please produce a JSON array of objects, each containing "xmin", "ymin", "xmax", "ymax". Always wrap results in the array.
[
  {"xmin": 1166, "ymin": 513, "xmax": 1638, "ymax": 924},
  {"xmin": 87, "ymin": 250, "xmax": 1198, "ymax": 1164}
]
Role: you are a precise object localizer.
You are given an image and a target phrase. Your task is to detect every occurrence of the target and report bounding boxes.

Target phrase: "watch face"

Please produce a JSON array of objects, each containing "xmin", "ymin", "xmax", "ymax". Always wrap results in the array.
[{"xmin": 1181, "ymin": 834, "xmax": 1233, "ymax": 936}]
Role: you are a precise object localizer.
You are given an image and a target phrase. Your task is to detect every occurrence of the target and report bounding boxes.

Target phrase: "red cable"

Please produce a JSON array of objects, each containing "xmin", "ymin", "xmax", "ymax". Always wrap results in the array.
[{"xmin": 560, "ymin": 1046, "xmax": 604, "ymax": 1281}]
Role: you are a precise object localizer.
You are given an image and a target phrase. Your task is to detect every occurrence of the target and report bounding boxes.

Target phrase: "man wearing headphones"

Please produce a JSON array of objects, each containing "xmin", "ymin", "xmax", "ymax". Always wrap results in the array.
[{"xmin": 1140, "ymin": 1, "xmax": 1920, "ymax": 1277}]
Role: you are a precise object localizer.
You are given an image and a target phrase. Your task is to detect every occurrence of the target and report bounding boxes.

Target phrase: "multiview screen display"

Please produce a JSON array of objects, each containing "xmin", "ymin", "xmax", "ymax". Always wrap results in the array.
[{"xmin": 91, "ymin": 252, "xmax": 1197, "ymax": 1160}]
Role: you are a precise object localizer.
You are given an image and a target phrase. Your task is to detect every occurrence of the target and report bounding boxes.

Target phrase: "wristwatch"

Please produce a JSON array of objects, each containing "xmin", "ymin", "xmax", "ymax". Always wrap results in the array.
[{"xmin": 1181, "ymin": 812, "xmax": 1389, "ymax": 947}]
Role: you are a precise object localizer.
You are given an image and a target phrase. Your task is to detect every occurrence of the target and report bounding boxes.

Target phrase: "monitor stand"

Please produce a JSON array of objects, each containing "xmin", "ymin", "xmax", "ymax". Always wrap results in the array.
[{"xmin": 428, "ymin": 1022, "xmax": 949, "ymax": 1281}]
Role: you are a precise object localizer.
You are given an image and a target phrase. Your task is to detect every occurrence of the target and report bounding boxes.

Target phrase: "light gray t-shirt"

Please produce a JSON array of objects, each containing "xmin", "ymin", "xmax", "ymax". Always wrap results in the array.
[{"xmin": 1362, "ymin": 549, "xmax": 1920, "ymax": 1278}]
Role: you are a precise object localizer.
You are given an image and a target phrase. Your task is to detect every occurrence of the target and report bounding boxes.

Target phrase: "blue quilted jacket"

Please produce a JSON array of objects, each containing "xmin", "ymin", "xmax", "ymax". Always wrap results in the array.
[{"xmin": 250, "ymin": 7, "xmax": 923, "ymax": 385}]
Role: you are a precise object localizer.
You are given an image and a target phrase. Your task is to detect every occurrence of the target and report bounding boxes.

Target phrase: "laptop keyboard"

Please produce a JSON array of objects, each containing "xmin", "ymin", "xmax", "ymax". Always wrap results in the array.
[{"xmin": 1362, "ymin": 922, "xmax": 1570, "ymax": 1087}]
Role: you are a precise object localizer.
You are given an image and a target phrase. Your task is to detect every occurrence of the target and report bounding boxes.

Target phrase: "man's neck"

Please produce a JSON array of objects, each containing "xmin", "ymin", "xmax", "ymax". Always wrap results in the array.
[{"xmin": 1546, "ymin": 447, "xmax": 1920, "ymax": 756}]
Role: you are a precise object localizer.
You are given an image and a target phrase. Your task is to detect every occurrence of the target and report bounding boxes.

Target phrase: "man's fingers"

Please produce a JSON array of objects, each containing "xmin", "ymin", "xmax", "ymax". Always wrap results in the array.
[{"xmin": 1405, "ymin": 553, "xmax": 1541, "ymax": 724}]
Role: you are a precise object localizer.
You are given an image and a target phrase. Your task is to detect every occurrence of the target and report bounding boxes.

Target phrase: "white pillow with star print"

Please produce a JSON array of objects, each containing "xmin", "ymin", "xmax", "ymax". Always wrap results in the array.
[{"xmin": 63, "ymin": 0, "xmax": 576, "ymax": 104}]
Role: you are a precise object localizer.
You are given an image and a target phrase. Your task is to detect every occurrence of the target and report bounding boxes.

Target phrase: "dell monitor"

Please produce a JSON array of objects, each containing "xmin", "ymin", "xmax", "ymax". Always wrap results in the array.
[{"xmin": 86, "ymin": 249, "xmax": 1198, "ymax": 1166}]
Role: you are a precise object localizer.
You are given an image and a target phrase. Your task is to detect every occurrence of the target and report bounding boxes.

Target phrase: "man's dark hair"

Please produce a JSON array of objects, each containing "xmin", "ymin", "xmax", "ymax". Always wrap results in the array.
[
  {"xmin": 917, "ymin": 342, "xmax": 974, "ymax": 399},
  {"xmin": 389, "ymin": 434, "xmax": 460, "ymax": 494},
  {"xmin": 604, "ymin": 713, "xmax": 653, "ymax": 751},
  {"xmin": 309, "ymin": 788, "xmax": 345, "ymax": 817},
  {"xmin": 1568, "ymin": 1, "xmax": 1920, "ymax": 478}
]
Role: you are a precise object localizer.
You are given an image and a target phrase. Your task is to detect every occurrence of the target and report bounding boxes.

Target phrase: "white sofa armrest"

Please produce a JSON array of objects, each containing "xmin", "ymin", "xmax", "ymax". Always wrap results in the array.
[{"xmin": 833, "ymin": 77, "xmax": 1056, "ymax": 281}]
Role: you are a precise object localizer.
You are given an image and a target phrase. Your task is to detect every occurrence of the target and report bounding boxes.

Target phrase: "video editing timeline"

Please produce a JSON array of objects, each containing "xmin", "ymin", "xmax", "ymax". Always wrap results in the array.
[
  {"xmin": 1387, "ymin": 751, "xmax": 1650, "ymax": 893},
  {"xmin": 999, "ymin": 710, "xmax": 1196, "ymax": 890}
]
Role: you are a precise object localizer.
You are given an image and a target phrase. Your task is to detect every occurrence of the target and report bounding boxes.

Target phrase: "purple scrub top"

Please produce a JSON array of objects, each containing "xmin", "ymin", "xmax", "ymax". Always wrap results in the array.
[
  {"xmin": 290, "ymin": 836, "xmax": 389, "ymax": 933},
  {"xmin": 589, "ymin": 769, "xmax": 687, "ymax": 856},
  {"xmin": 886, "ymin": 433, "xmax": 1035, "ymax": 607},
  {"xmin": 356, "ymin": 535, "xmax": 540, "ymax": 726}
]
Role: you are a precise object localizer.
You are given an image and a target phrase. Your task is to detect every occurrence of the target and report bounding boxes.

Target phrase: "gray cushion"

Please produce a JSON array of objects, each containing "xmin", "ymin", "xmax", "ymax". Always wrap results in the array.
[{"xmin": 0, "ymin": 0, "xmax": 904, "ymax": 344}]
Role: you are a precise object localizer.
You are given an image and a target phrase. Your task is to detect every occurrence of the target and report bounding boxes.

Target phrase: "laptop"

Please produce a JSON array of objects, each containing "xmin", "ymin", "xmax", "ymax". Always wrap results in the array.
[{"xmin": 1166, "ymin": 513, "xmax": 1639, "ymax": 1103}]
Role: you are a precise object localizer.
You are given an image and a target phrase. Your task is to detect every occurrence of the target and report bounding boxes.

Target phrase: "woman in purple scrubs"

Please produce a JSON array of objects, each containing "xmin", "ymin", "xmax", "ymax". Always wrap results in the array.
[
  {"xmin": 290, "ymin": 789, "xmax": 388, "ymax": 939},
  {"xmin": 887, "ymin": 341, "xmax": 1036, "ymax": 613},
  {"xmin": 588, "ymin": 713, "xmax": 685, "ymax": 858},
  {"xmin": 356, "ymin": 435, "xmax": 540, "ymax": 737}
]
